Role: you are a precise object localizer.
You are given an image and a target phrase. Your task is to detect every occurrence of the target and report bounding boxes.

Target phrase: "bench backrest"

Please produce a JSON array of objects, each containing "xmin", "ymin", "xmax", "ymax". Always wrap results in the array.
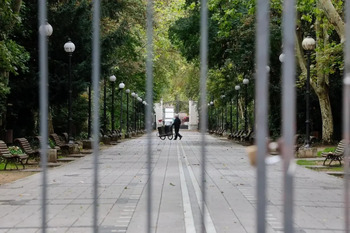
[
  {"xmin": 14, "ymin": 138, "xmax": 35, "ymax": 154},
  {"xmin": 334, "ymin": 140, "xmax": 347, "ymax": 156},
  {"xmin": 0, "ymin": 140, "xmax": 12, "ymax": 156},
  {"xmin": 50, "ymin": 134, "xmax": 65, "ymax": 147}
]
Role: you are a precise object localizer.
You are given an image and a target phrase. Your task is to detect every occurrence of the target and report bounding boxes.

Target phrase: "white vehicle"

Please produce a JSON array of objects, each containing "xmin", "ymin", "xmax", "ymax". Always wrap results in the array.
[{"xmin": 164, "ymin": 107, "xmax": 174, "ymax": 125}]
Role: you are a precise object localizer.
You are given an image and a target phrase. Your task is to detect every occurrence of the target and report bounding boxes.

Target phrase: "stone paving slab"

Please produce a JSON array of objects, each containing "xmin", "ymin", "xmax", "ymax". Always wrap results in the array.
[{"xmin": 0, "ymin": 131, "xmax": 347, "ymax": 232}]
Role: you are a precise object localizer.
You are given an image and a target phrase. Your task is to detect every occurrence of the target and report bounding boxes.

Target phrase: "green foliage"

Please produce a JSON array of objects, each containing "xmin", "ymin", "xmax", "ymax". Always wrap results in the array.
[
  {"xmin": 0, "ymin": 163, "xmax": 18, "ymax": 170},
  {"xmin": 0, "ymin": 40, "xmax": 29, "ymax": 76},
  {"xmin": 296, "ymin": 160, "xmax": 317, "ymax": 166},
  {"xmin": 8, "ymin": 146, "xmax": 23, "ymax": 155},
  {"xmin": 317, "ymin": 147, "xmax": 336, "ymax": 157},
  {"xmin": 49, "ymin": 138, "xmax": 55, "ymax": 149}
]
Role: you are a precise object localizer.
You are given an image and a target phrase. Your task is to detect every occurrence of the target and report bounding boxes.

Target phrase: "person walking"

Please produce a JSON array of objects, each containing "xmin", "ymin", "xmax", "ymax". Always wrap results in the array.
[{"xmin": 172, "ymin": 114, "xmax": 182, "ymax": 140}]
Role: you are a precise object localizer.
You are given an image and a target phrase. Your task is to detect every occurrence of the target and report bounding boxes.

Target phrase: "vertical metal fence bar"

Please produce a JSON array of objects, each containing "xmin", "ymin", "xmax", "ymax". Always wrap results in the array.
[
  {"xmin": 281, "ymin": 0, "xmax": 297, "ymax": 232},
  {"xmin": 255, "ymin": 0, "xmax": 270, "ymax": 232},
  {"xmin": 38, "ymin": 1, "xmax": 48, "ymax": 232},
  {"xmin": 146, "ymin": 0, "xmax": 154, "ymax": 232},
  {"xmin": 91, "ymin": 0, "xmax": 101, "ymax": 232},
  {"xmin": 344, "ymin": 0, "xmax": 350, "ymax": 231},
  {"xmin": 200, "ymin": 0, "xmax": 208, "ymax": 232}
]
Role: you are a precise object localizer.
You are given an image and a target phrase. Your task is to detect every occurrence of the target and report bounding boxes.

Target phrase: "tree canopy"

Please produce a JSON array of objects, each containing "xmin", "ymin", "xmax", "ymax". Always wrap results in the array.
[{"xmin": 0, "ymin": 0, "xmax": 346, "ymax": 142}]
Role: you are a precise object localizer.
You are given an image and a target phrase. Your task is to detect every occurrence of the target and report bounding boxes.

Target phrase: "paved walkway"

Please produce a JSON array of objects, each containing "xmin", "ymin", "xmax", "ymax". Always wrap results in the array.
[{"xmin": 0, "ymin": 131, "xmax": 345, "ymax": 232}]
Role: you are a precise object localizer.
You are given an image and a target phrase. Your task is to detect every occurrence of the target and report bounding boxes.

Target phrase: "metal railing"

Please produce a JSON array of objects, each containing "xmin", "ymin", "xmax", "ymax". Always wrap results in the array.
[{"xmin": 37, "ymin": 0, "xmax": 350, "ymax": 232}]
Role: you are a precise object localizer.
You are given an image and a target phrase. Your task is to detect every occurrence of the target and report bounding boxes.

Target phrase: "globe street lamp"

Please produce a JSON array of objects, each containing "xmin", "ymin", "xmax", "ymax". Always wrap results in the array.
[
  {"xmin": 125, "ymin": 89, "xmax": 130, "ymax": 137},
  {"xmin": 235, "ymin": 85, "xmax": 240, "ymax": 130},
  {"xmin": 243, "ymin": 78, "xmax": 249, "ymax": 131},
  {"xmin": 279, "ymin": 53, "xmax": 285, "ymax": 63},
  {"xmin": 119, "ymin": 82, "xmax": 125, "ymax": 133},
  {"xmin": 39, "ymin": 21, "xmax": 53, "ymax": 38},
  {"xmin": 64, "ymin": 39, "xmax": 75, "ymax": 143},
  {"xmin": 302, "ymin": 36, "xmax": 316, "ymax": 147},
  {"xmin": 109, "ymin": 75, "xmax": 116, "ymax": 131}
]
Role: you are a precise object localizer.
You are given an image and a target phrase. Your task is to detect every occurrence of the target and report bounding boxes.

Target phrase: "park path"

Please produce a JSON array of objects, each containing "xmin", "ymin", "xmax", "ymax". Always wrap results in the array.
[{"xmin": 0, "ymin": 130, "xmax": 345, "ymax": 233}]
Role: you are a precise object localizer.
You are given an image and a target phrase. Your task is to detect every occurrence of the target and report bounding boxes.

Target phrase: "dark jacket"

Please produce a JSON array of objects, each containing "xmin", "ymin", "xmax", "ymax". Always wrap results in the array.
[{"xmin": 173, "ymin": 117, "xmax": 181, "ymax": 130}]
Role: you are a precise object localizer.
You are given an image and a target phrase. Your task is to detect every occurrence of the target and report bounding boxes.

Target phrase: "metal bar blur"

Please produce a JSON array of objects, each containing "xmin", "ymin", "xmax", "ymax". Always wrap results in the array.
[
  {"xmin": 255, "ymin": 0, "xmax": 270, "ymax": 232},
  {"xmin": 38, "ymin": 0, "xmax": 48, "ymax": 232},
  {"xmin": 92, "ymin": 0, "xmax": 101, "ymax": 232},
  {"xmin": 200, "ymin": 0, "xmax": 208, "ymax": 232},
  {"xmin": 146, "ymin": 0, "xmax": 154, "ymax": 232},
  {"xmin": 344, "ymin": 0, "xmax": 350, "ymax": 231},
  {"xmin": 281, "ymin": 0, "xmax": 297, "ymax": 232}
]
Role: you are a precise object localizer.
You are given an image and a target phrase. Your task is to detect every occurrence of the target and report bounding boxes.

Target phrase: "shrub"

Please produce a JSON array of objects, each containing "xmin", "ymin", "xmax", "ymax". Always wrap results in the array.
[{"xmin": 8, "ymin": 146, "xmax": 23, "ymax": 155}]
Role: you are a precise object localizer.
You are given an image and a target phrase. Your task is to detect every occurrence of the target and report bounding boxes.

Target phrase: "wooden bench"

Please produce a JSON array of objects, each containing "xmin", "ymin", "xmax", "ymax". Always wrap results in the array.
[
  {"xmin": 0, "ymin": 140, "xmax": 28, "ymax": 170},
  {"xmin": 49, "ymin": 133, "xmax": 73, "ymax": 154},
  {"xmin": 14, "ymin": 138, "xmax": 40, "ymax": 163},
  {"xmin": 322, "ymin": 140, "xmax": 347, "ymax": 166}
]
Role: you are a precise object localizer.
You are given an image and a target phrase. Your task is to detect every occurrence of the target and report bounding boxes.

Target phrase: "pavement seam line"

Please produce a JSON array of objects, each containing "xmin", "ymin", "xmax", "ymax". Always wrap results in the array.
[
  {"xmin": 180, "ymin": 141, "xmax": 218, "ymax": 233},
  {"xmin": 177, "ymin": 143, "xmax": 196, "ymax": 233}
]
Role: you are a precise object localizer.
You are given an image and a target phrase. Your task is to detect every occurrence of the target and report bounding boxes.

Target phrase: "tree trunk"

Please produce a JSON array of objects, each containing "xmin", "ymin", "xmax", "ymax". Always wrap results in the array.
[
  {"xmin": 11, "ymin": 0, "xmax": 22, "ymax": 14},
  {"xmin": 316, "ymin": 90, "xmax": 333, "ymax": 142},
  {"xmin": 48, "ymin": 111, "xmax": 54, "ymax": 134},
  {"xmin": 295, "ymin": 10, "xmax": 334, "ymax": 143},
  {"xmin": 318, "ymin": 0, "xmax": 345, "ymax": 42}
]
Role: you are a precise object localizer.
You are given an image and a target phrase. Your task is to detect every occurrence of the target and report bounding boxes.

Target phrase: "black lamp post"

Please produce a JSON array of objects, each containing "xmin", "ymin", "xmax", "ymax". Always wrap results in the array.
[
  {"xmin": 88, "ymin": 84, "xmax": 92, "ymax": 138},
  {"xmin": 103, "ymin": 78, "xmax": 107, "ymax": 133},
  {"xmin": 302, "ymin": 36, "xmax": 316, "ymax": 147},
  {"xmin": 210, "ymin": 101, "xmax": 214, "ymax": 131},
  {"xmin": 235, "ymin": 85, "xmax": 240, "ymax": 130},
  {"xmin": 243, "ymin": 78, "xmax": 249, "ymax": 131},
  {"xmin": 125, "ymin": 89, "xmax": 130, "ymax": 137},
  {"xmin": 142, "ymin": 101, "xmax": 147, "ymax": 130},
  {"xmin": 109, "ymin": 75, "xmax": 116, "ymax": 131},
  {"xmin": 64, "ymin": 39, "xmax": 75, "ymax": 143},
  {"xmin": 208, "ymin": 103, "xmax": 211, "ymax": 131},
  {"xmin": 119, "ymin": 82, "xmax": 125, "ymax": 132},
  {"xmin": 230, "ymin": 98, "xmax": 233, "ymax": 134},
  {"xmin": 131, "ymin": 92, "xmax": 137, "ymax": 132},
  {"xmin": 220, "ymin": 95, "xmax": 225, "ymax": 130},
  {"xmin": 137, "ymin": 97, "xmax": 142, "ymax": 132}
]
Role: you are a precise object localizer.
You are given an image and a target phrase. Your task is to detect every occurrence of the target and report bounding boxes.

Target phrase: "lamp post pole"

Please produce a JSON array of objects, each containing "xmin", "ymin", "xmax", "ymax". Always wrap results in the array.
[
  {"xmin": 109, "ymin": 75, "xmax": 116, "ymax": 131},
  {"xmin": 210, "ymin": 101, "xmax": 214, "ymax": 131},
  {"xmin": 131, "ymin": 93, "xmax": 136, "ymax": 132},
  {"xmin": 64, "ymin": 39, "xmax": 75, "ymax": 143},
  {"xmin": 137, "ymin": 97, "xmax": 142, "ymax": 131},
  {"xmin": 302, "ymin": 36, "xmax": 316, "ymax": 147},
  {"xmin": 103, "ymin": 78, "xmax": 107, "ymax": 132},
  {"xmin": 88, "ymin": 84, "xmax": 91, "ymax": 138},
  {"xmin": 126, "ymin": 89, "xmax": 130, "ymax": 137},
  {"xmin": 243, "ymin": 78, "xmax": 249, "ymax": 131},
  {"xmin": 143, "ymin": 101, "xmax": 147, "ymax": 130},
  {"xmin": 230, "ymin": 98, "xmax": 233, "ymax": 134},
  {"xmin": 235, "ymin": 85, "xmax": 240, "ymax": 130},
  {"xmin": 119, "ymin": 82, "xmax": 125, "ymax": 132},
  {"xmin": 220, "ymin": 95, "xmax": 225, "ymax": 130},
  {"xmin": 134, "ymin": 94, "xmax": 138, "ymax": 132}
]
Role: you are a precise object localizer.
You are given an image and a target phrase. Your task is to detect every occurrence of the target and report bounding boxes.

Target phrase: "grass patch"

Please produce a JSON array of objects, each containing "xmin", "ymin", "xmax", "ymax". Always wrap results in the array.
[
  {"xmin": 317, "ymin": 147, "xmax": 336, "ymax": 157},
  {"xmin": 327, "ymin": 166, "xmax": 343, "ymax": 172},
  {"xmin": 0, "ymin": 163, "xmax": 21, "ymax": 170},
  {"xmin": 296, "ymin": 160, "xmax": 317, "ymax": 166}
]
